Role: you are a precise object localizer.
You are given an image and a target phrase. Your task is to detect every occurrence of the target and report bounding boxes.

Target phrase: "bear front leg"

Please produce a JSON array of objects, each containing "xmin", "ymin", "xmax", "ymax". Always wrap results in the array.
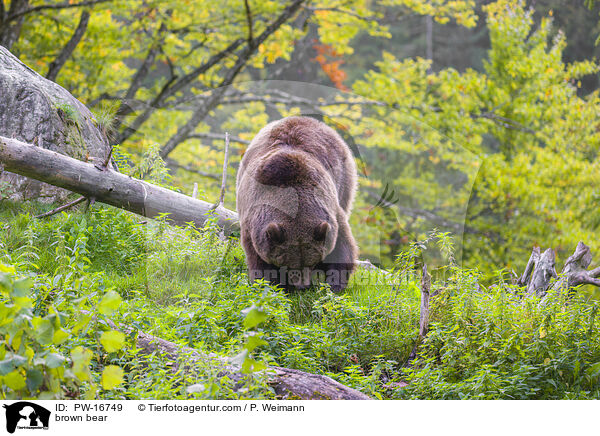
[{"xmin": 319, "ymin": 215, "xmax": 358, "ymax": 293}]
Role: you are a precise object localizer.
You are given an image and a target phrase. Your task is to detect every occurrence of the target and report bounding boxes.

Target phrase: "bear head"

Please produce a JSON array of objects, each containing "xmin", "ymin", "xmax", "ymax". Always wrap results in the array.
[{"xmin": 251, "ymin": 203, "xmax": 338, "ymax": 273}]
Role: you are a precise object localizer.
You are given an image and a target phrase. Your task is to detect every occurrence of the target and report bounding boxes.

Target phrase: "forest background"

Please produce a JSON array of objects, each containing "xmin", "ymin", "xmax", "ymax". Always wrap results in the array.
[{"xmin": 3, "ymin": 0, "xmax": 599, "ymax": 280}]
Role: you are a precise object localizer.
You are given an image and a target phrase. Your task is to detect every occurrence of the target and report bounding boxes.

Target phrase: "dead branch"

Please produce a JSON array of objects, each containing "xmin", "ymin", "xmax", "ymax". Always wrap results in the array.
[
  {"xmin": 517, "ymin": 246, "xmax": 539, "ymax": 287},
  {"xmin": 419, "ymin": 264, "xmax": 431, "ymax": 338},
  {"xmin": 211, "ymin": 132, "xmax": 230, "ymax": 210},
  {"xmin": 527, "ymin": 248, "xmax": 557, "ymax": 297},
  {"xmin": 35, "ymin": 196, "xmax": 86, "ymax": 219},
  {"xmin": 550, "ymin": 242, "xmax": 600, "ymax": 294},
  {"xmin": 407, "ymin": 264, "xmax": 432, "ymax": 364}
]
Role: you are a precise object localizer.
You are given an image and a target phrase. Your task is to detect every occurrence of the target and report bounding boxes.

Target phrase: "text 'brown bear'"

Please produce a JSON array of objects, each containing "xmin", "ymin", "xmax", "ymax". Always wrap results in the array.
[{"xmin": 236, "ymin": 116, "xmax": 358, "ymax": 292}]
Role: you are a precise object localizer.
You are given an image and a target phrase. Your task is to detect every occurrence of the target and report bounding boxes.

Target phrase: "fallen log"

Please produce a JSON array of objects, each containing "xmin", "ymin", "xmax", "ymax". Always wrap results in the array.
[
  {"xmin": 0, "ymin": 135, "xmax": 240, "ymax": 234},
  {"xmin": 517, "ymin": 242, "xmax": 600, "ymax": 299},
  {"xmin": 112, "ymin": 321, "xmax": 370, "ymax": 400}
]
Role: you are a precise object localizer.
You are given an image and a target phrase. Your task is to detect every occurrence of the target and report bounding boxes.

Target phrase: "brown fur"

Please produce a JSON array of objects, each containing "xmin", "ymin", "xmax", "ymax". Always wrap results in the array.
[{"xmin": 236, "ymin": 116, "xmax": 358, "ymax": 292}]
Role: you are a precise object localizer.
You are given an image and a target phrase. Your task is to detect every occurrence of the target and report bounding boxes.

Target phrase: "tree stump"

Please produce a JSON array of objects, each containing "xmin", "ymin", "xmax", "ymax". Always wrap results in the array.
[{"xmin": 518, "ymin": 242, "xmax": 600, "ymax": 299}]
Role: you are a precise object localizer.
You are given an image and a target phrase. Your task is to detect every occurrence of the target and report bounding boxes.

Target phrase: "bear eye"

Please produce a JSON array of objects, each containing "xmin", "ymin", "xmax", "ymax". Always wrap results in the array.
[
  {"xmin": 266, "ymin": 222, "xmax": 285, "ymax": 244},
  {"xmin": 314, "ymin": 221, "xmax": 329, "ymax": 241}
]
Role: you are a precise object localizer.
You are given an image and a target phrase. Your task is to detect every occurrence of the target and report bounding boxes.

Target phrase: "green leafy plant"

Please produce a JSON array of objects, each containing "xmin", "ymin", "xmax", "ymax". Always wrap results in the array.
[{"xmin": 0, "ymin": 261, "xmax": 125, "ymax": 399}]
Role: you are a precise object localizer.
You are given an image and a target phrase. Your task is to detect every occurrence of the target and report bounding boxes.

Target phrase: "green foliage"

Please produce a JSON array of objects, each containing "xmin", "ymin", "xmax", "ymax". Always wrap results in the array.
[
  {"xmin": 2, "ymin": 201, "xmax": 600, "ymax": 399},
  {"xmin": 347, "ymin": 0, "xmax": 600, "ymax": 273},
  {"xmin": 132, "ymin": 143, "xmax": 174, "ymax": 188},
  {"xmin": 0, "ymin": 203, "xmax": 419, "ymax": 398},
  {"xmin": 0, "ymin": 181, "xmax": 14, "ymax": 201},
  {"xmin": 2, "ymin": 0, "xmax": 600, "ymax": 400},
  {"xmin": 0, "ymin": 254, "xmax": 125, "ymax": 399},
  {"xmin": 91, "ymin": 101, "xmax": 119, "ymax": 139},
  {"xmin": 395, "ymin": 272, "xmax": 600, "ymax": 399}
]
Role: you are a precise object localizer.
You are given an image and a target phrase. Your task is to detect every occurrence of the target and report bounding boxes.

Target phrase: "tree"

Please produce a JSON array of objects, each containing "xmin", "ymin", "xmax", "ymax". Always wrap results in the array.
[
  {"xmin": 346, "ymin": 0, "xmax": 600, "ymax": 273},
  {"xmin": 2, "ymin": 0, "xmax": 475, "ymax": 156}
]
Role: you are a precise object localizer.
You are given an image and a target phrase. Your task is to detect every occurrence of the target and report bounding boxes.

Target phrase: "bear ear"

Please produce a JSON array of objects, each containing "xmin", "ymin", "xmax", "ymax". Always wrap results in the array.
[
  {"xmin": 266, "ymin": 222, "xmax": 285, "ymax": 244},
  {"xmin": 314, "ymin": 221, "xmax": 330, "ymax": 242}
]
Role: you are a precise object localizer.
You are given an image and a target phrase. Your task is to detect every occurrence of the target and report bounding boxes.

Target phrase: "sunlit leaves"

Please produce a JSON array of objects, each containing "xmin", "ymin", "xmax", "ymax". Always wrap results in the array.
[
  {"xmin": 100, "ymin": 330, "xmax": 126, "ymax": 353},
  {"xmin": 101, "ymin": 365, "xmax": 124, "ymax": 390},
  {"xmin": 98, "ymin": 290, "xmax": 122, "ymax": 316},
  {"xmin": 4, "ymin": 370, "xmax": 26, "ymax": 391},
  {"xmin": 71, "ymin": 346, "xmax": 93, "ymax": 381}
]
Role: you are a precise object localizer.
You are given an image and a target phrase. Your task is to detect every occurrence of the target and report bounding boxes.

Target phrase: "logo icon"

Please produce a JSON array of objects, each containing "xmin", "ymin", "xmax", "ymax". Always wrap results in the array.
[{"xmin": 2, "ymin": 402, "xmax": 50, "ymax": 434}]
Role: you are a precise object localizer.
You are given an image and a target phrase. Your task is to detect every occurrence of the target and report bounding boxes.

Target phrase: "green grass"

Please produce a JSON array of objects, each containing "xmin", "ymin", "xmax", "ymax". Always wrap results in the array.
[{"xmin": 1, "ymin": 199, "xmax": 599, "ymax": 399}]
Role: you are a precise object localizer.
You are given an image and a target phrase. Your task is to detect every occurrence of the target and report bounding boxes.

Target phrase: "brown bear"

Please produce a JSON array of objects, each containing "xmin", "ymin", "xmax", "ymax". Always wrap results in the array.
[{"xmin": 236, "ymin": 116, "xmax": 358, "ymax": 292}]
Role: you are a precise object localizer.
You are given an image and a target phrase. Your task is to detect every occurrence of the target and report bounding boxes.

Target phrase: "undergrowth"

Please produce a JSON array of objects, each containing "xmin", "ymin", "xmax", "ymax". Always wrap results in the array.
[{"xmin": 0, "ymin": 200, "xmax": 599, "ymax": 399}]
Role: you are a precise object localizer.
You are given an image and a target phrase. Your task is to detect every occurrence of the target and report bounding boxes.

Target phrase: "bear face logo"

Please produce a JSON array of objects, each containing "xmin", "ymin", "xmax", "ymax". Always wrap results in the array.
[{"xmin": 3, "ymin": 402, "xmax": 51, "ymax": 433}]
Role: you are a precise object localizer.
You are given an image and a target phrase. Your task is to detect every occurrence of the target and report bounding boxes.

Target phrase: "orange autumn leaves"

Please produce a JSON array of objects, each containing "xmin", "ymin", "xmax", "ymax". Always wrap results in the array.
[{"xmin": 312, "ymin": 41, "xmax": 349, "ymax": 92}]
